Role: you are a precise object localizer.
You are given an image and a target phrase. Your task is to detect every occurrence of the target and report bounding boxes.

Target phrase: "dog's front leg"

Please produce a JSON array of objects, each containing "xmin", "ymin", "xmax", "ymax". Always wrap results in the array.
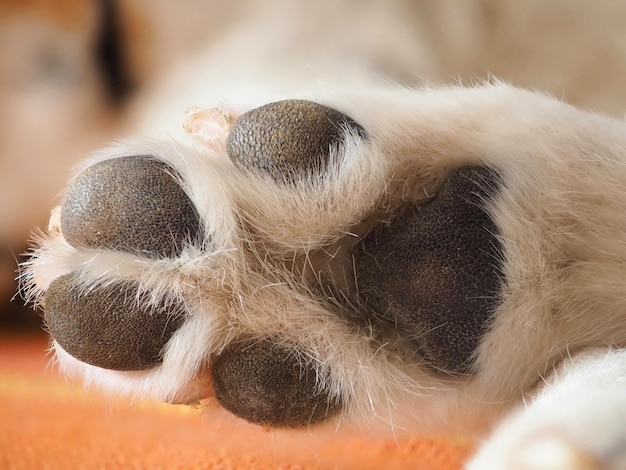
[{"xmin": 469, "ymin": 348, "xmax": 626, "ymax": 470}]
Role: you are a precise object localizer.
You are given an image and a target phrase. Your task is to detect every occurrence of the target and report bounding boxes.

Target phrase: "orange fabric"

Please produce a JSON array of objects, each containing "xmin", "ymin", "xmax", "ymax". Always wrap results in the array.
[{"xmin": 0, "ymin": 335, "xmax": 474, "ymax": 469}]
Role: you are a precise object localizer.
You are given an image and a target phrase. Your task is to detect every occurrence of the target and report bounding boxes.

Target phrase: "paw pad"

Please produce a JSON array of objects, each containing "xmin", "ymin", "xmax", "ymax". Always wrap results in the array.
[
  {"xmin": 353, "ymin": 166, "xmax": 503, "ymax": 374},
  {"xmin": 61, "ymin": 156, "xmax": 201, "ymax": 258},
  {"xmin": 211, "ymin": 338, "xmax": 340, "ymax": 427},
  {"xmin": 226, "ymin": 99, "xmax": 367, "ymax": 181},
  {"xmin": 45, "ymin": 273, "xmax": 186, "ymax": 370}
]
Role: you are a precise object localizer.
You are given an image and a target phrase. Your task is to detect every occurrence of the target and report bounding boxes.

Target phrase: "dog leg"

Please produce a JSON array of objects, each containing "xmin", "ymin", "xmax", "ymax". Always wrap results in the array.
[{"xmin": 469, "ymin": 348, "xmax": 626, "ymax": 470}]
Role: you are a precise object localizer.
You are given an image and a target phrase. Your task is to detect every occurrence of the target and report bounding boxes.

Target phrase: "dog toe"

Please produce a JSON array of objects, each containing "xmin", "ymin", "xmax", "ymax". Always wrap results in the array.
[
  {"xmin": 61, "ymin": 155, "xmax": 201, "ymax": 258},
  {"xmin": 45, "ymin": 273, "xmax": 186, "ymax": 371},
  {"xmin": 211, "ymin": 337, "xmax": 340, "ymax": 427},
  {"xmin": 226, "ymin": 99, "xmax": 366, "ymax": 182}
]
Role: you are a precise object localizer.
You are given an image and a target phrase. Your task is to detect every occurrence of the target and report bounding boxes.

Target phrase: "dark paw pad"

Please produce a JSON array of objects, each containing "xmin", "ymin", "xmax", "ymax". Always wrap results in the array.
[
  {"xmin": 353, "ymin": 166, "xmax": 504, "ymax": 374},
  {"xmin": 211, "ymin": 338, "xmax": 340, "ymax": 427},
  {"xmin": 61, "ymin": 156, "xmax": 201, "ymax": 258},
  {"xmin": 226, "ymin": 100, "xmax": 366, "ymax": 182},
  {"xmin": 45, "ymin": 273, "xmax": 186, "ymax": 370}
]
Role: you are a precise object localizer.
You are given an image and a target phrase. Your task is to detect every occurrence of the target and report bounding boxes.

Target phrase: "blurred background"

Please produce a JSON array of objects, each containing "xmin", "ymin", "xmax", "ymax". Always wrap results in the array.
[{"xmin": 3, "ymin": 0, "xmax": 626, "ymax": 332}]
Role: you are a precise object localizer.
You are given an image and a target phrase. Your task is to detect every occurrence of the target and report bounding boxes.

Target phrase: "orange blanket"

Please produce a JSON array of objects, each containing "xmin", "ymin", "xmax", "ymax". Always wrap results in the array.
[{"xmin": 0, "ymin": 335, "xmax": 473, "ymax": 469}]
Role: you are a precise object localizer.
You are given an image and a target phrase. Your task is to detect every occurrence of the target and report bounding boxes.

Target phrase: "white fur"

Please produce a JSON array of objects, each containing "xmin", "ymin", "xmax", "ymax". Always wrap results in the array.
[{"xmin": 468, "ymin": 349, "xmax": 626, "ymax": 469}]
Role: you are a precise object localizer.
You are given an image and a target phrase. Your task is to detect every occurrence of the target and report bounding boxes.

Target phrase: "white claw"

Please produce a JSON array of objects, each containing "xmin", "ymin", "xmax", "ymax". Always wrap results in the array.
[
  {"xmin": 48, "ymin": 205, "xmax": 63, "ymax": 235},
  {"xmin": 182, "ymin": 107, "xmax": 233, "ymax": 151}
]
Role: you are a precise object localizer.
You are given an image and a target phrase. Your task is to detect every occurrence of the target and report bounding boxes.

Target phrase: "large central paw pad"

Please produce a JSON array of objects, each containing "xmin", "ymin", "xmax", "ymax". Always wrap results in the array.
[{"xmin": 353, "ymin": 166, "xmax": 503, "ymax": 374}]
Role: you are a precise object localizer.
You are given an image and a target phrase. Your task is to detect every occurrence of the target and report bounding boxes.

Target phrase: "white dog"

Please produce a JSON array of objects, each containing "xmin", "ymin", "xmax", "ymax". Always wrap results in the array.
[{"xmin": 19, "ymin": 1, "xmax": 626, "ymax": 469}]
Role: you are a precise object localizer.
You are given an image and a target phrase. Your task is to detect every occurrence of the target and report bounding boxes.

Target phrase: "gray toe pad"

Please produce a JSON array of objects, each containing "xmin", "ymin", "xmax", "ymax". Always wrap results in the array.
[
  {"xmin": 61, "ymin": 156, "xmax": 201, "ymax": 258},
  {"xmin": 226, "ymin": 99, "xmax": 366, "ymax": 182},
  {"xmin": 211, "ymin": 338, "xmax": 340, "ymax": 427},
  {"xmin": 45, "ymin": 273, "xmax": 186, "ymax": 371}
]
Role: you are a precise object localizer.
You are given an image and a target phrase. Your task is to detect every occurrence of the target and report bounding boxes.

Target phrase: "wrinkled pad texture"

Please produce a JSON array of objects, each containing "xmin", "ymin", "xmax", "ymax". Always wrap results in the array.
[{"xmin": 0, "ymin": 334, "xmax": 473, "ymax": 469}]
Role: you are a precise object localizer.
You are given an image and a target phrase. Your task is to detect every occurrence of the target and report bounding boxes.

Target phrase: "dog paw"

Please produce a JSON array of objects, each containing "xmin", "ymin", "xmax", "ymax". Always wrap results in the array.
[
  {"xmin": 25, "ymin": 85, "xmax": 626, "ymax": 439},
  {"xmin": 24, "ymin": 92, "xmax": 509, "ymax": 429}
]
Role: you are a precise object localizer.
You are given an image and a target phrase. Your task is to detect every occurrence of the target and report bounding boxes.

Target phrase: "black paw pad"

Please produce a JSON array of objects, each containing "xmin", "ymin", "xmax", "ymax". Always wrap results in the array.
[
  {"xmin": 211, "ymin": 338, "xmax": 340, "ymax": 427},
  {"xmin": 61, "ymin": 156, "xmax": 201, "ymax": 258},
  {"xmin": 353, "ymin": 166, "xmax": 503, "ymax": 374},
  {"xmin": 44, "ymin": 273, "xmax": 186, "ymax": 371},
  {"xmin": 226, "ymin": 100, "xmax": 366, "ymax": 182}
]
